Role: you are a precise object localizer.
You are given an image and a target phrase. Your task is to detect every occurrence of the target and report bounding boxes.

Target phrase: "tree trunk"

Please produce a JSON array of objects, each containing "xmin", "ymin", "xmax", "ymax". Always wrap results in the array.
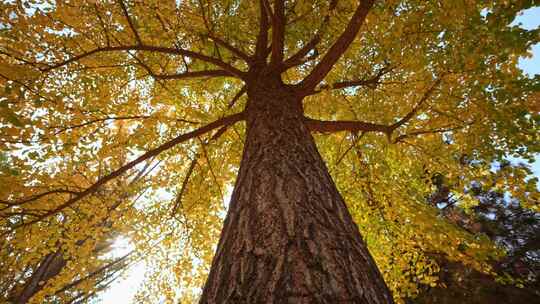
[
  {"xmin": 9, "ymin": 251, "xmax": 66, "ymax": 304},
  {"xmin": 200, "ymin": 77, "xmax": 393, "ymax": 304}
]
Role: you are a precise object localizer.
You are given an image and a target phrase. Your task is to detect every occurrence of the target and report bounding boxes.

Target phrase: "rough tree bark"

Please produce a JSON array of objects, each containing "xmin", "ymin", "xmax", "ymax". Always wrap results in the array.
[{"xmin": 200, "ymin": 73, "xmax": 393, "ymax": 303}]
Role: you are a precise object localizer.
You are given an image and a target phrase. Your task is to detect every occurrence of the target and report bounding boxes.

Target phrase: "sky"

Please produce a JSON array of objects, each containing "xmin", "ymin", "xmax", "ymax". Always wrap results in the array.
[
  {"xmin": 95, "ymin": 6, "xmax": 540, "ymax": 304},
  {"xmin": 513, "ymin": 6, "xmax": 540, "ymax": 177}
]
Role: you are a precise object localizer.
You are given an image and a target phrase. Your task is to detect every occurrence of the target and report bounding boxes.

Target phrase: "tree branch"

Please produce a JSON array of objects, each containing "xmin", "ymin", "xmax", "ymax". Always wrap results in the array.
[
  {"xmin": 118, "ymin": 0, "xmax": 142, "ymax": 45},
  {"xmin": 262, "ymin": 0, "xmax": 274, "ymax": 20},
  {"xmin": 390, "ymin": 78, "xmax": 442, "ymax": 130},
  {"xmin": 393, "ymin": 124, "xmax": 470, "ymax": 144},
  {"xmin": 42, "ymin": 45, "xmax": 246, "ymax": 79},
  {"xmin": 281, "ymin": 37, "xmax": 319, "ymax": 70},
  {"xmin": 305, "ymin": 117, "xmax": 391, "ymax": 135},
  {"xmin": 205, "ymin": 34, "xmax": 251, "ymax": 63},
  {"xmin": 297, "ymin": 0, "xmax": 375, "ymax": 95},
  {"xmin": 0, "ymin": 189, "xmax": 78, "ymax": 210},
  {"xmin": 50, "ymin": 115, "xmax": 152, "ymax": 136},
  {"xmin": 152, "ymin": 69, "xmax": 234, "ymax": 80},
  {"xmin": 254, "ymin": 0, "xmax": 271, "ymax": 61},
  {"xmin": 227, "ymin": 85, "xmax": 247, "ymax": 109},
  {"xmin": 170, "ymin": 155, "xmax": 198, "ymax": 217},
  {"xmin": 12, "ymin": 112, "xmax": 245, "ymax": 228},
  {"xmin": 309, "ymin": 64, "xmax": 393, "ymax": 95},
  {"xmin": 306, "ymin": 77, "xmax": 443, "ymax": 139},
  {"xmin": 281, "ymin": 0, "xmax": 338, "ymax": 71},
  {"xmin": 170, "ymin": 122, "xmax": 231, "ymax": 217},
  {"xmin": 334, "ymin": 132, "xmax": 365, "ymax": 167},
  {"xmin": 270, "ymin": 0, "xmax": 286, "ymax": 66},
  {"xmin": 54, "ymin": 251, "xmax": 132, "ymax": 296}
]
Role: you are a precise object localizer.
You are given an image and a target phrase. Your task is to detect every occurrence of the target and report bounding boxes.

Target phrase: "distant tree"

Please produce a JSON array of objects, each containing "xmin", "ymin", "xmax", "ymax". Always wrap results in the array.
[{"xmin": 413, "ymin": 161, "xmax": 540, "ymax": 303}]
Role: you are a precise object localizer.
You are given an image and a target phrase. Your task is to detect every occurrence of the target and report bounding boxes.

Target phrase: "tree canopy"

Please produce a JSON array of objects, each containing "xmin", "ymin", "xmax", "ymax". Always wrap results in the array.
[{"xmin": 0, "ymin": 0, "xmax": 539, "ymax": 303}]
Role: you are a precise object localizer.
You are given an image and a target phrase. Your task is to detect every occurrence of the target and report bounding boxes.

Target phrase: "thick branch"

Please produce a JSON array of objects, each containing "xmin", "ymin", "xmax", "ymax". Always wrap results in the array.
[
  {"xmin": 13, "ymin": 113, "xmax": 245, "ymax": 228},
  {"xmin": 298, "ymin": 0, "xmax": 375, "ymax": 95},
  {"xmin": 42, "ymin": 45, "xmax": 245, "ymax": 78},
  {"xmin": 270, "ymin": 0, "xmax": 286, "ymax": 66},
  {"xmin": 305, "ymin": 117, "xmax": 391, "ymax": 134},
  {"xmin": 306, "ymin": 78, "xmax": 443, "ymax": 139},
  {"xmin": 262, "ymin": 0, "xmax": 274, "ymax": 20},
  {"xmin": 254, "ymin": 0, "xmax": 271, "ymax": 61}
]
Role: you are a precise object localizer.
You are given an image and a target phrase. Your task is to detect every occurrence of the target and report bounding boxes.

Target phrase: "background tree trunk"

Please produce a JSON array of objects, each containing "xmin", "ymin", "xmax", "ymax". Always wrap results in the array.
[
  {"xmin": 200, "ymin": 78, "xmax": 393, "ymax": 303},
  {"xmin": 9, "ymin": 251, "xmax": 66, "ymax": 304}
]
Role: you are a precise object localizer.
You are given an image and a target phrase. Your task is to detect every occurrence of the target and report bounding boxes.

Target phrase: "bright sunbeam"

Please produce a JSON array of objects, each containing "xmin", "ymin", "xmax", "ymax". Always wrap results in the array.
[{"xmin": 94, "ymin": 237, "xmax": 146, "ymax": 303}]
